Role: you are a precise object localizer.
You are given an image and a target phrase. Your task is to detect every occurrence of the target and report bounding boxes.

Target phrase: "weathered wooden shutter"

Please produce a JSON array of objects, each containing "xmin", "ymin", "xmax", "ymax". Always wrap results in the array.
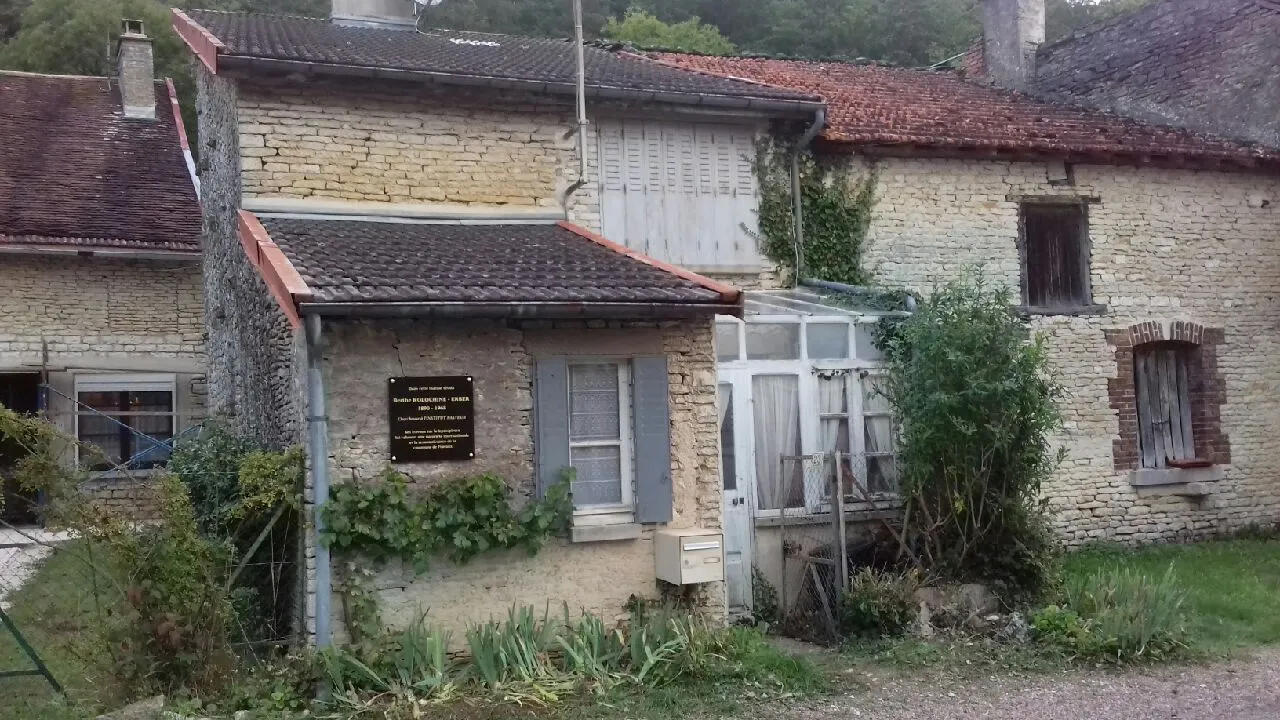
[
  {"xmin": 1135, "ymin": 346, "xmax": 1195, "ymax": 468},
  {"xmin": 632, "ymin": 356, "xmax": 673, "ymax": 523},
  {"xmin": 534, "ymin": 359, "xmax": 570, "ymax": 498},
  {"xmin": 1023, "ymin": 204, "xmax": 1089, "ymax": 308}
]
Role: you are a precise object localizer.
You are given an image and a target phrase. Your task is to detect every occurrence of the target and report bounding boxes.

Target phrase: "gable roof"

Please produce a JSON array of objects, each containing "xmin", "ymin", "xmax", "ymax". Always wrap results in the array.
[
  {"xmin": 0, "ymin": 71, "xmax": 201, "ymax": 254},
  {"xmin": 245, "ymin": 215, "xmax": 739, "ymax": 318},
  {"xmin": 1035, "ymin": 0, "xmax": 1280, "ymax": 148},
  {"xmin": 654, "ymin": 54, "xmax": 1280, "ymax": 171},
  {"xmin": 174, "ymin": 9, "xmax": 821, "ymax": 113}
]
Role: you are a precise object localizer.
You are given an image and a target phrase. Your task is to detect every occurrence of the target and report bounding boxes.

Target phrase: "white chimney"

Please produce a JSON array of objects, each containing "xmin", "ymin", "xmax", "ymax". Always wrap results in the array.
[
  {"xmin": 117, "ymin": 19, "xmax": 155, "ymax": 119},
  {"xmin": 982, "ymin": 0, "xmax": 1045, "ymax": 92},
  {"xmin": 331, "ymin": 0, "xmax": 418, "ymax": 29}
]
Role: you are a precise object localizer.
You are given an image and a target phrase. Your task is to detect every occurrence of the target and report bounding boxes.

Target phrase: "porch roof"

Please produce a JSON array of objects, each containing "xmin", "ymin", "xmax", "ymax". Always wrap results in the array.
[{"xmin": 743, "ymin": 286, "xmax": 911, "ymax": 317}]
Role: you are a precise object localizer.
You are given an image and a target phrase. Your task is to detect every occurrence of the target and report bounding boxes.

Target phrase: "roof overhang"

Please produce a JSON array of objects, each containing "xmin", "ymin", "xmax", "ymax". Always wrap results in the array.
[{"xmin": 0, "ymin": 242, "xmax": 200, "ymax": 262}]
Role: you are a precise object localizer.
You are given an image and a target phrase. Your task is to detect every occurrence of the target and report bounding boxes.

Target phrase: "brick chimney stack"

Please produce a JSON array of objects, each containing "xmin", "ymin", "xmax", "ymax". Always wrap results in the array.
[
  {"xmin": 117, "ymin": 19, "xmax": 155, "ymax": 119},
  {"xmin": 982, "ymin": 0, "xmax": 1045, "ymax": 92},
  {"xmin": 331, "ymin": 0, "xmax": 418, "ymax": 29}
]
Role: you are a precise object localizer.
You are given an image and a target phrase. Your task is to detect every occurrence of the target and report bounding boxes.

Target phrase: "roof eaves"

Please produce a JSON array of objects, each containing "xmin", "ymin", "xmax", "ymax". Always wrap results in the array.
[
  {"xmin": 0, "ymin": 239, "xmax": 200, "ymax": 260},
  {"xmin": 238, "ymin": 210, "xmax": 313, "ymax": 329},
  {"xmin": 172, "ymin": 8, "xmax": 224, "ymax": 73}
]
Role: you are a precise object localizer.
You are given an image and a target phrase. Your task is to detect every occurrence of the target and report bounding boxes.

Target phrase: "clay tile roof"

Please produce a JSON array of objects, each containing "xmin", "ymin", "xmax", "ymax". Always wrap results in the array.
[
  {"xmin": 257, "ymin": 217, "xmax": 733, "ymax": 308},
  {"xmin": 180, "ymin": 9, "xmax": 820, "ymax": 108},
  {"xmin": 653, "ymin": 54, "xmax": 1280, "ymax": 169},
  {"xmin": 0, "ymin": 71, "xmax": 201, "ymax": 253}
]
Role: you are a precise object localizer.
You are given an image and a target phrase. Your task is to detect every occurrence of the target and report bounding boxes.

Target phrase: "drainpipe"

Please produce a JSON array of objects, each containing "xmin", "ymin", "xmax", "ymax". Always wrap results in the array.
[
  {"xmin": 305, "ymin": 313, "xmax": 332, "ymax": 648},
  {"xmin": 791, "ymin": 108, "xmax": 827, "ymax": 287},
  {"xmin": 558, "ymin": 0, "xmax": 590, "ymax": 211}
]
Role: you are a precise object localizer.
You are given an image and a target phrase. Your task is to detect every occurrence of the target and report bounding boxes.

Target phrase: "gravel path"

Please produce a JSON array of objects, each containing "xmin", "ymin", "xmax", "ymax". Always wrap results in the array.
[{"xmin": 783, "ymin": 649, "xmax": 1280, "ymax": 720}]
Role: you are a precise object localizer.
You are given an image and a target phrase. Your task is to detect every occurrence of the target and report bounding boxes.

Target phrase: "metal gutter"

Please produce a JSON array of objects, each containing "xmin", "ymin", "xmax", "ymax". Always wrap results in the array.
[
  {"xmin": 0, "ymin": 245, "xmax": 200, "ymax": 262},
  {"xmin": 298, "ymin": 301, "xmax": 744, "ymax": 320},
  {"xmin": 242, "ymin": 197, "xmax": 565, "ymax": 223},
  {"xmin": 304, "ymin": 314, "xmax": 332, "ymax": 649},
  {"xmin": 216, "ymin": 55, "xmax": 825, "ymax": 116},
  {"xmin": 791, "ymin": 108, "xmax": 827, "ymax": 285}
]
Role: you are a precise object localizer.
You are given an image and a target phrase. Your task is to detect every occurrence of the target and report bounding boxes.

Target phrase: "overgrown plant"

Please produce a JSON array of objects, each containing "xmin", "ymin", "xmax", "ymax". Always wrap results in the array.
[
  {"xmin": 1037, "ymin": 564, "xmax": 1188, "ymax": 662},
  {"xmin": 754, "ymin": 139, "xmax": 876, "ymax": 286},
  {"xmin": 879, "ymin": 271, "xmax": 1064, "ymax": 602},
  {"xmin": 838, "ymin": 568, "xmax": 921, "ymax": 639},
  {"xmin": 320, "ymin": 470, "xmax": 572, "ymax": 571}
]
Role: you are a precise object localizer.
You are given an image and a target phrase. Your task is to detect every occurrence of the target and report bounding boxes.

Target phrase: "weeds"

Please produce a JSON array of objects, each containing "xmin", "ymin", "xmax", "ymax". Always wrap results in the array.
[{"xmin": 837, "ymin": 568, "xmax": 921, "ymax": 639}]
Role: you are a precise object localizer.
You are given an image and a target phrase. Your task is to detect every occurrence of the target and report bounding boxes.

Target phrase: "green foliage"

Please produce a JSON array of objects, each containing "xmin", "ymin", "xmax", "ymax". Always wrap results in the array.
[
  {"xmin": 879, "ymin": 270, "xmax": 1063, "ymax": 602},
  {"xmin": 1041, "ymin": 565, "xmax": 1188, "ymax": 663},
  {"xmin": 320, "ymin": 470, "xmax": 572, "ymax": 571},
  {"xmin": 603, "ymin": 8, "xmax": 735, "ymax": 54},
  {"xmin": 751, "ymin": 565, "xmax": 780, "ymax": 625},
  {"xmin": 235, "ymin": 446, "xmax": 305, "ymax": 518},
  {"xmin": 169, "ymin": 420, "xmax": 253, "ymax": 537},
  {"xmin": 837, "ymin": 568, "xmax": 921, "ymax": 639},
  {"xmin": 754, "ymin": 140, "xmax": 876, "ymax": 286}
]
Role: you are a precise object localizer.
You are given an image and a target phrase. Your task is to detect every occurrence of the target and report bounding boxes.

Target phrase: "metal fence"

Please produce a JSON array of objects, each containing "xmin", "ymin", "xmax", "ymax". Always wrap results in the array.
[{"xmin": 771, "ymin": 451, "xmax": 900, "ymax": 644}]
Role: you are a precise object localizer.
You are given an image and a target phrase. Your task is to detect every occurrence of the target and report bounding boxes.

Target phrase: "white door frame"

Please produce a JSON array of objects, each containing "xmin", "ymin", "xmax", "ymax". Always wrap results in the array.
[{"xmin": 719, "ymin": 372, "xmax": 756, "ymax": 613}]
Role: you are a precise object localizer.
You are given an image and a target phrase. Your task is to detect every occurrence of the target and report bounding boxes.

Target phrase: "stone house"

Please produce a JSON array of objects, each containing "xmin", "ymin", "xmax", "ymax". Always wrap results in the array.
[
  {"xmin": 172, "ymin": 1, "xmax": 823, "ymax": 641},
  {"xmin": 660, "ymin": 35, "xmax": 1280, "ymax": 571},
  {"xmin": 0, "ymin": 22, "xmax": 205, "ymax": 524}
]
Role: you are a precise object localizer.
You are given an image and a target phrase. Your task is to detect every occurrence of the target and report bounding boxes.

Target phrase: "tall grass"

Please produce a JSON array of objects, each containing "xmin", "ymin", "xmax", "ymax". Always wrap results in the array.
[{"xmin": 1035, "ymin": 564, "xmax": 1187, "ymax": 662}]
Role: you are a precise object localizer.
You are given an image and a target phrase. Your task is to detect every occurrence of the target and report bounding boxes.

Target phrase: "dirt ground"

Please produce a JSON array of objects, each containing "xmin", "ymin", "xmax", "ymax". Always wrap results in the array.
[{"xmin": 775, "ymin": 648, "xmax": 1280, "ymax": 720}]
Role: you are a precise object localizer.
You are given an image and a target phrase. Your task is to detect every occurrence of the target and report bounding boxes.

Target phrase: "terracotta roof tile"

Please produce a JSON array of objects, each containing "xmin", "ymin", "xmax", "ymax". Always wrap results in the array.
[
  {"xmin": 258, "ymin": 218, "xmax": 729, "ymax": 307},
  {"xmin": 653, "ymin": 54, "xmax": 1280, "ymax": 169},
  {"xmin": 0, "ymin": 71, "xmax": 201, "ymax": 252}
]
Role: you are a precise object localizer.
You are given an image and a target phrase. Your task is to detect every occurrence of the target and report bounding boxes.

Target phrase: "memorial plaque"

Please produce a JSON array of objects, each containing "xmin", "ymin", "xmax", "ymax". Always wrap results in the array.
[{"xmin": 388, "ymin": 376, "xmax": 476, "ymax": 463}]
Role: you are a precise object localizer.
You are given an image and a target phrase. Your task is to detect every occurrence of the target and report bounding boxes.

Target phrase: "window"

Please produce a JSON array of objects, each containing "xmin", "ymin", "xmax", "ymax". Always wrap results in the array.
[
  {"xmin": 1022, "ymin": 203, "xmax": 1091, "ymax": 309},
  {"xmin": 746, "ymin": 323, "xmax": 801, "ymax": 360},
  {"xmin": 862, "ymin": 376, "xmax": 898, "ymax": 494},
  {"xmin": 716, "ymin": 322, "xmax": 741, "ymax": 362},
  {"xmin": 1134, "ymin": 344, "xmax": 1195, "ymax": 469},
  {"xmin": 568, "ymin": 363, "xmax": 633, "ymax": 513},
  {"xmin": 75, "ymin": 375, "xmax": 176, "ymax": 471},
  {"xmin": 752, "ymin": 375, "xmax": 802, "ymax": 510},
  {"xmin": 718, "ymin": 384, "xmax": 737, "ymax": 491},
  {"xmin": 818, "ymin": 374, "xmax": 854, "ymax": 499},
  {"xmin": 807, "ymin": 323, "xmax": 850, "ymax": 360}
]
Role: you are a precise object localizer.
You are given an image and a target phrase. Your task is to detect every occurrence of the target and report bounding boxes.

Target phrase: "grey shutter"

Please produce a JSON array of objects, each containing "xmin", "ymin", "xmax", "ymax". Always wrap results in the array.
[
  {"xmin": 534, "ymin": 359, "xmax": 570, "ymax": 499},
  {"xmin": 632, "ymin": 356, "xmax": 673, "ymax": 523}
]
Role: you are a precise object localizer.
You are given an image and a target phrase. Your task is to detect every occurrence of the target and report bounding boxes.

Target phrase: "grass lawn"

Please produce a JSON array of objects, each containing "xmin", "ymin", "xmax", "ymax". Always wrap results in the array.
[
  {"xmin": 0, "ymin": 541, "xmax": 118, "ymax": 720},
  {"xmin": 1063, "ymin": 538, "xmax": 1280, "ymax": 652}
]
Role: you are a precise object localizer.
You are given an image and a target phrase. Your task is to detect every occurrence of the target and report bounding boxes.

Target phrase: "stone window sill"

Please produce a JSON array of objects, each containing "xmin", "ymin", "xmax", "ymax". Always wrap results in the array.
[
  {"xmin": 571, "ymin": 523, "xmax": 642, "ymax": 543},
  {"xmin": 1017, "ymin": 304, "xmax": 1109, "ymax": 317},
  {"xmin": 1129, "ymin": 465, "xmax": 1224, "ymax": 497}
]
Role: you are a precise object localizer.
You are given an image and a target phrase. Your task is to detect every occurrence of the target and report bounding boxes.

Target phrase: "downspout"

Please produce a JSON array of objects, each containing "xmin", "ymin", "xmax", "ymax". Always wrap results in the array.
[
  {"xmin": 305, "ymin": 313, "xmax": 332, "ymax": 648},
  {"xmin": 558, "ymin": 0, "xmax": 590, "ymax": 211},
  {"xmin": 791, "ymin": 108, "xmax": 827, "ymax": 288}
]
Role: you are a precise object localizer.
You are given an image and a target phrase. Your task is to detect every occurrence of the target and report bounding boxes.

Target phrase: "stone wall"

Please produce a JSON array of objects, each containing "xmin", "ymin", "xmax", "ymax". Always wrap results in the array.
[
  {"xmin": 1036, "ymin": 0, "xmax": 1280, "ymax": 148},
  {"xmin": 314, "ymin": 316, "xmax": 722, "ymax": 641},
  {"xmin": 196, "ymin": 65, "xmax": 303, "ymax": 449},
  {"xmin": 0, "ymin": 255, "xmax": 204, "ymax": 370},
  {"xmin": 850, "ymin": 154, "xmax": 1280, "ymax": 544},
  {"xmin": 235, "ymin": 77, "xmax": 600, "ymax": 230}
]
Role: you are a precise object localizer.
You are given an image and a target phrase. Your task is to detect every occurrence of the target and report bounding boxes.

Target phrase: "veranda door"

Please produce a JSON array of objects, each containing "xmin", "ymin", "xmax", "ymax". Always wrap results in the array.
[{"xmin": 718, "ymin": 379, "xmax": 754, "ymax": 613}]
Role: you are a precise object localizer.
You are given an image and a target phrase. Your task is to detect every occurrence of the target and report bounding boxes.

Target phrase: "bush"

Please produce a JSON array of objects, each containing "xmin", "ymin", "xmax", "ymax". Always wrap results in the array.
[
  {"xmin": 879, "ymin": 270, "xmax": 1063, "ymax": 602},
  {"xmin": 838, "ymin": 568, "xmax": 921, "ymax": 639},
  {"xmin": 1034, "ymin": 565, "xmax": 1188, "ymax": 662}
]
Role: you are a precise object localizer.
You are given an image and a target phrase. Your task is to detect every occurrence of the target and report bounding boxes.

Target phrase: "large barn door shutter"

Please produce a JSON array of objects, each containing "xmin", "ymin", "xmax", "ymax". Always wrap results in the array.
[
  {"xmin": 632, "ymin": 356, "xmax": 673, "ymax": 524},
  {"xmin": 534, "ymin": 359, "xmax": 570, "ymax": 498}
]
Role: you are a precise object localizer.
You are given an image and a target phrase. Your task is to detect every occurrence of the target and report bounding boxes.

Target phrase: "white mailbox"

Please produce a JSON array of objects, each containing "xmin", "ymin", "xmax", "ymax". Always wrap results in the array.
[{"xmin": 655, "ymin": 528, "xmax": 724, "ymax": 585}]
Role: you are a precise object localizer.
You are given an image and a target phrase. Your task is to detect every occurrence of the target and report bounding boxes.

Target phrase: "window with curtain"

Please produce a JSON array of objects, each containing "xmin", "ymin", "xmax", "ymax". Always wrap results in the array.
[
  {"xmin": 76, "ymin": 376, "xmax": 175, "ymax": 471},
  {"xmin": 818, "ymin": 374, "xmax": 855, "ymax": 499},
  {"xmin": 862, "ymin": 376, "xmax": 898, "ymax": 494},
  {"xmin": 718, "ymin": 384, "xmax": 736, "ymax": 491},
  {"xmin": 753, "ymin": 375, "xmax": 802, "ymax": 510},
  {"xmin": 568, "ymin": 363, "xmax": 632, "ymax": 510}
]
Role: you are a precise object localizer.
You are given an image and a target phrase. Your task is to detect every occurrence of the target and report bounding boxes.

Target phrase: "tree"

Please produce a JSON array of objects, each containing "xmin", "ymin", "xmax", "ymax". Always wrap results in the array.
[
  {"xmin": 603, "ymin": 8, "xmax": 734, "ymax": 54},
  {"xmin": 1046, "ymin": 0, "xmax": 1154, "ymax": 41}
]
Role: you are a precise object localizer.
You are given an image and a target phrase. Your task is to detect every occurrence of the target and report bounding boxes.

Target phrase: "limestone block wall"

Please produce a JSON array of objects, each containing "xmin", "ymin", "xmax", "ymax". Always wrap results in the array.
[
  {"xmin": 235, "ymin": 77, "xmax": 601, "ymax": 231},
  {"xmin": 0, "ymin": 255, "xmax": 204, "ymax": 370},
  {"xmin": 848, "ymin": 154, "xmax": 1280, "ymax": 544},
  {"xmin": 313, "ymin": 317, "xmax": 722, "ymax": 642}
]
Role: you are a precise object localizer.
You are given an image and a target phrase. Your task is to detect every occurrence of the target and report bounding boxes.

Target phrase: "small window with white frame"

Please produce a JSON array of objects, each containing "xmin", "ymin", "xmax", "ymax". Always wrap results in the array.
[
  {"xmin": 75, "ymin": 374, "xmax": 176, "ymax": 472},
  {"xmin": 567, "ymin": 362, "xmax": 633, "ymax": 519},
  {"xmin": 861, "ymin": 374, "xmax": 898, "ymax": 494}
]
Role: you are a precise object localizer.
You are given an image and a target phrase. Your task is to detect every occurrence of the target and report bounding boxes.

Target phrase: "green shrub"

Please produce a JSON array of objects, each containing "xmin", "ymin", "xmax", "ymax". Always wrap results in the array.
[
  {"xmin": 751, "ymin": 565, "xmax": 781, "ymax": 626},
  {"xmin": 879, "ymin": 271, "xmax": 1064, "ymax": 602},
  {"xmin": 838, "ymin": 568, "xmax": 921, "ymax": 639},
  {"xmin": 1035, "ymin": 565, "xmax": 1188, "ymax": 662}
]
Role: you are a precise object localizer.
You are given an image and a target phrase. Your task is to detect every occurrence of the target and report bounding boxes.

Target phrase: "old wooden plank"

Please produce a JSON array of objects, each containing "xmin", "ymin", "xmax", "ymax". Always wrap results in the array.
[
  {"xmin": 1176, "ymin": 351, "xmax": 1196, "ymax": 458},
  {"xmin": 1136, "ymin": 351, "xmax": 1159, "ymax": 469},
  {"xmin": 1159, "ymin": 348, "xmax": 1187, "ymax": 461}
]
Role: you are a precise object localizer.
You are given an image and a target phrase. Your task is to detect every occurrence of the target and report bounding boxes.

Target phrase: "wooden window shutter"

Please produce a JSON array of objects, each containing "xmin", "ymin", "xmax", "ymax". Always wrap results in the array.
[
  {"xmin": 632, "ymin": 356, "xmax": 673, "ymax": 523},
  {"xmin": 1135, "ymin": 345, "xmax": 1195, "ymax": 468},
  {"xmin": 534, "ymin": 358, "xmax": 570, "ymax": 498},
  {"xmin": 1023, "ymin": 204, "xmax": 1089, "ymax": 308}
]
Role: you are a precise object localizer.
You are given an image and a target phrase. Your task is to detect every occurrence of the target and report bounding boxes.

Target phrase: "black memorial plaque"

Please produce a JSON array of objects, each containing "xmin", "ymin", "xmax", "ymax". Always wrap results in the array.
[{"xmin": 388, "ymin": 376, "xmax": 476, "ymax": 463}]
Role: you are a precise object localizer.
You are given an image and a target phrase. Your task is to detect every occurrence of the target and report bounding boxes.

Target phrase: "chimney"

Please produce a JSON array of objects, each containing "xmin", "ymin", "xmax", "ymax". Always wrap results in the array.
[
  {"xmin": 331, "ymin": 0, "xmax": 418, "ymax": 29},
  {"xmin": 117, "ymin": 19, "xmax": 155, "ymax": 119},
  {"xmin": 982, "ymin": 0, "xmax": 1045, "ymax": 92}
]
